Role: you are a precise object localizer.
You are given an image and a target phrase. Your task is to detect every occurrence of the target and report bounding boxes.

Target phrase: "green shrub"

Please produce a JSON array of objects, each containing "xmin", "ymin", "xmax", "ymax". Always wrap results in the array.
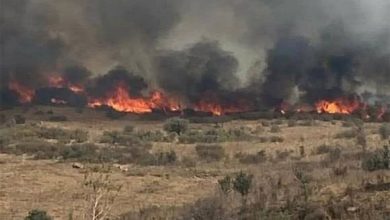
[
  {"xmin": 163, "ymin": 117, "xmax": 189, "ymax": 135},
  {"xmin": 60, "ymin": 144, "xmax": 98, "ymax": 161},
  {"xmin": 135, "ymin": 130, "xmax": 169, "ymax": 142},
  {"xmin": 25, "ymin": 209, "xmax": 52, "ymax": 220},
  {"xmin": 195, "ymin": 144, "xmax": 225, "ymax": 162},
  {"xmin": 233, "ymin": 171, "xmax": 253, "ymax": 197}
]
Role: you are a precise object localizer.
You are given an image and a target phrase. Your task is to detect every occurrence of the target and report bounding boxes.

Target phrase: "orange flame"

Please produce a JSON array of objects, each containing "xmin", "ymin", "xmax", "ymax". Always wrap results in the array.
[
  {"xmin": 315, "ymin": 98, "xmax": 361, "ymax": 114},
  {"xmin": 48, "ymin": 75, "xmax": 84, "ymax": 94},
  {"xmin": 88, "ymin": 83, "xmax": 180, "ymax": 114},
  {"xmin": 194, "ymin": 100, "xmax": 251, "ymax": 116},
  {"xmin": 194, "ymin": 101, "xmax": 223, "ymax": 116},
  {"xmin": 8, "ymin": 81, "xmax": 35, "ymax": 103}
]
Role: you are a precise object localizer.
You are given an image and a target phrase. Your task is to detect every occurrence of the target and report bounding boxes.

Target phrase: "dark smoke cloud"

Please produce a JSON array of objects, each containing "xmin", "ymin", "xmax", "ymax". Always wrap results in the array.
[
  {"xmin": 157, "ymin": 40, "xmax": 239, "ymax": 103},
  {"xmin": 1, "ymin": 0, "xmax": 390, "ymax": 108},
  {"xmin": 62, "ymin": 65, "xmax": 91, "ymax": 85},
  {"xmin": 88, "ymin": 67, "xmax": 147, "ymax": 98},
  {"xmin": 0, "ymin": 0, "xmax": 64, "ymax": 88}
]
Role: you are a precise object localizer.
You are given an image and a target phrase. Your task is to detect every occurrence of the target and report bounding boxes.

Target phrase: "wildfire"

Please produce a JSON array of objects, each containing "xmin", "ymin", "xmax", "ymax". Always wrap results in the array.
[
  {"xmin": 8, "ymin": 81, "xmax": 35, "ymax": 103},
  {"xmin": 195, "ymin": 101, "xmax": 223, "ymax": 116},
  {"xmin": 88, "ymin": 83, "xmax": 180, "ymax": 114},
  {"xmin": 315, "ymin": 98, "xmax": 361, "ymax": 114},
  {"xmin": 47, "ymin": 75, "xmax": 84, "ymax": 94},
  {"xmin": 194, "ymin": 100, "xmax": 252, "ymax": 116}
]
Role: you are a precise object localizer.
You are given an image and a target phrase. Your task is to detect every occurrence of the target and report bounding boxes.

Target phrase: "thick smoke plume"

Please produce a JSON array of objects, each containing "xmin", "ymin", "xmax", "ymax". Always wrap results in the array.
[{"xmin": 1, "ymin": 0, "xmax": 390, "ymax": 109}]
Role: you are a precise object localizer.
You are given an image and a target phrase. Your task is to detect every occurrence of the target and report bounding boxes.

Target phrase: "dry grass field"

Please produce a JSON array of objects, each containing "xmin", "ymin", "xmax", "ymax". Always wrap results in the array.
[{"xmin": 0, "ymin": 106, "xmax": 389, "ymax": 219}]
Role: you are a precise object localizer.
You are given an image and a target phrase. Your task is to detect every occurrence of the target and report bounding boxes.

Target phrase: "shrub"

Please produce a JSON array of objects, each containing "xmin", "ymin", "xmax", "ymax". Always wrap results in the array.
[
  {"xmin": 156, "ymin": 150, "xmax": 177, "ymax": 165},
  {"xmin": 0, "ymin": 140, "xmax": 60, "ymax": 158},
  {"xmin": 362, "ymin": 146, "xmax": 390, "ymax": 171},
  {"xmin": 100, "ymin": 131, "xmax": 140, "ymax": 145},
  {"xmin": 69, "ymin": 129, "xmax": 88, "ymax": 143},
  {"xmin": 218, "ymin": 175, "xmax": 232, "ymax": 194},
  {"xmin": 195, "ymin": 144, "xmax": 225, "ymax": 162},
  {"xmin": 37, "ymin": 127, "xmax": 88, "ymax": 143},
  {"xmin": 270, "ymin": 125, "xmax": 281, "ymax": 133},
  {"xmin": 233, "ymin": 171, "xmax": 253, "ymax": 197},
  {"xmin": 24, "ymin": 209, "xmax": 52, "ymax": 220},
  {"xmin": 379, "ymin": 124, "xmax": 390, "ymax": 140},
  {"xmin": 135, "ymin": 130, "xmax": 166, "ymax": 142},
  {"xmin": 60, "ymin": 144, "xmax": 98, "ymax": 161},
  {"xmin": 235, "ymin": 150, "xmax": 267, "ymax": 164},
  {"xmin": 163, "ymin": 117, "xmax": 189, "ymax": 135}
]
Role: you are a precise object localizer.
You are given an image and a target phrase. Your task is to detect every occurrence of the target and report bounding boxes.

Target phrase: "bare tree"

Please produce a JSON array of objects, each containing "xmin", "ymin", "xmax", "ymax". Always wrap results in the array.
[{"xmin": 82, "ymin": 166, "xmax": 122, "ymax": 220}]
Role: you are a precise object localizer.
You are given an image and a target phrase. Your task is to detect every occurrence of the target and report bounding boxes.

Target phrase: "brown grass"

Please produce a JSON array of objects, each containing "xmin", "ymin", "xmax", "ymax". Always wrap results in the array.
[{"xmin": 0, "ymin": 106, "xmax": 389, "ymax": 219}]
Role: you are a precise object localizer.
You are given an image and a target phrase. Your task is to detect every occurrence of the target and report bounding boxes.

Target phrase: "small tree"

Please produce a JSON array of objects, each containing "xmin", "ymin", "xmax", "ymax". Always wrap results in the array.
[
  {"xmin": 24, "ymin": 209, "xmax": 52, "ymax": 220},
  {"xmin": 233, "ymin": 171, "xmax": 253, "ymax": 212},
  {"xmin": 82, "ymin": 166, "xmax": 122, "ymax": 220},
  {"xmin": 163, "ymin": 117, "xmax": 189, "ymax": 135},
  {"xmin": 233, "ymin": 171, "xmax": 253, "ymax": 197}
]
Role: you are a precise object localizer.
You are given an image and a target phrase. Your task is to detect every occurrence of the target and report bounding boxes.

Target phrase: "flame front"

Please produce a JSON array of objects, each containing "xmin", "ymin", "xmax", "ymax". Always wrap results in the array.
[
  {"xmin": 194, "ymin": 100, "xmax": 252, "ymax": 116},
  {"xmin": 8, "ymin": 81, "xmax": 35, "ymax": 103},
  {"xmin": 315, "ymin": 98, "xmax": 361, "ymax": 114},
  {"xmin": 88, "ymin": 83, "xmax": 180, "ymax": 114}
]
